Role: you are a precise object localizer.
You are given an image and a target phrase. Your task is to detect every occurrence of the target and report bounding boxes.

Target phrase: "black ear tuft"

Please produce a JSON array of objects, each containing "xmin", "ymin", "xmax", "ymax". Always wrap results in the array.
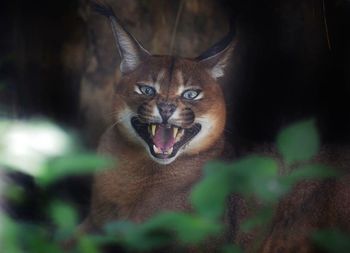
[
  {"xmin": 196, "ymin": 18, "xmax": 236, "ymax": 61},
  {"xmin": 196, "ymin": 17, "xmax": 237, "ymax": 80},
  {"xmin": 90, "ymin": 0, "xmax": 114, "ymax": 17},
  {"xmin": 90, "ymin": 0, "xmax": 150, "ymax": 74}
]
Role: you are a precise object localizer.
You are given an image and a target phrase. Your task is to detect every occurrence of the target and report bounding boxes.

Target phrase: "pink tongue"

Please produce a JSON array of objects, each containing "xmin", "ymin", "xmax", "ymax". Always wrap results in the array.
[{"xmin": 153, "ymin": 125, "xmax": 175, "ymax": 152}]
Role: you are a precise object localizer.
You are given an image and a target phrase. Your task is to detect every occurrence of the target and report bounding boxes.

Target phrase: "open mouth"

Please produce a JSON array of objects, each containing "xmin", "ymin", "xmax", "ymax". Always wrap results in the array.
[{"xmin": 131, "ymin": 117, "xmax": 201, "ymax": 160}]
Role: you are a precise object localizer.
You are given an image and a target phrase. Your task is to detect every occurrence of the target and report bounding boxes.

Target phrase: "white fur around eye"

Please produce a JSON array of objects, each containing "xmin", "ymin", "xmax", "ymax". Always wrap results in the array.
[
  {"xmin": 134, "ymin": 85, "xmax": 142, "ymax": 94},
  {"xmin": 194, "ymin": 92, "xmax": 203, "ymax": 100},
  {"xmin": 134, "ymin": 84, "xmax": 156, "ymax": 96}
]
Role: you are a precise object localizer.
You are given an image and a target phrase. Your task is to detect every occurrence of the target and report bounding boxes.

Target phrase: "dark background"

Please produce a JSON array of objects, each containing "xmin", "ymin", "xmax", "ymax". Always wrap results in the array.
[{"xmin": 1, "ymin": 0, "xmax": 350, "ymax": 220}]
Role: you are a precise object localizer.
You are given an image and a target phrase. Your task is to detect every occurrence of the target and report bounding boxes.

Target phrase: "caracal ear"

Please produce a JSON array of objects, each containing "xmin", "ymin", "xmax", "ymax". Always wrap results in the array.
[
  {"xmin": 91, "ymin": 0, "xmax": 150, "ymax": 74},
  {"xmin": 196, "ymin": 24, "xmax": 237, "ymax": 80}
]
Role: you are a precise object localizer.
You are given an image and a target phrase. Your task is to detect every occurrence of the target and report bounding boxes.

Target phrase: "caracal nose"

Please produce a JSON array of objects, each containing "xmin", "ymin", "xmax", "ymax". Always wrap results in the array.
[{"xmin": 157, "ymin": 102, "xmax": 176, "ymax": 122}]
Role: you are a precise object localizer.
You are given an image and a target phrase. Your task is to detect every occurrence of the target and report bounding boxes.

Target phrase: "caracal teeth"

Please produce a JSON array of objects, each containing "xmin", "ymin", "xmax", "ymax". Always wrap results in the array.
[
  {"xmin": 176, "ymin": 129, "xmax": 184, "ymax": 142},
  {"xmin": 167, "ymin": 147, "xmax": 173, "ymax": 154},
  {"xmin": 153, "ymin": 144, "xmax": 161, "ymax": 154},
  {"xmin": 173, "ymin": 127, "xmax": 179, "ymax": 138},
  {"xmin": 151, "ymin": 124, "xmax": 156, "ymax": 136}
]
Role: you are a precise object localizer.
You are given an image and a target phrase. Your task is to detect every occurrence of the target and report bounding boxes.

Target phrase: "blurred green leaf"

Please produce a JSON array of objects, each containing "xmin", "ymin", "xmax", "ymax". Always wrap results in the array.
[
  {"xmin": 105, "ymin": 220, "xmax": 137, "ymax": 235},
  {"xmin": 78, "ymin": 236, "xmax": 102, "ymax": 253},
  {"xmin": 38, "ymin": 154, "xmax": 114, "ymax": 186},
  {"xmin": 0, "ymin": 216, "xmax": 22, "ymax": 253},
  {"xmin": 105, "ymin": 212, "xmax": 222, "ymax": 251},
  {"xmin": 289, "ymin": 164, "xmax": 337, "ymax": 180},
  {"xmin": 77, "ymin": 234, "xmax": 116, "ymax": 253},
  {"xmin": 49, "ymin": 201, "xmax": 78, "ymax": 241},
  {"xmin": 23, "ymin": 224, "xmax": 62, "ymax": 253},
  {"xmin": 3, "ymin": 184, "xmax": 25, "ymax": 203},
  {"xmin": 192, "ymin": 156, "xmax": 279, "ymax": 220},
  {"xmin": 313, "ymin": 229, "xmax": 350, "ymax": 253},
  {"xmin": 240, "ymin": 207, "xmax": 273, "ymax": 233},
  {"xmin": 50, "ymin": 201, "xmax": 78, "ymax": 229},
  {"xmin": 145, "ymin": 213, "xmax": 222, "ymax": 245},
  {"xmin": 231, "ymin": 156, "xmax": 279, "ymax": 202},
  {"xmin": 277, "ymin": 119, "xmax": 319, "ymax": 165},
  {"xmin": 281, "ymin": 164, "xmax": 338, "ymax": 191},
  {"xmin": 191, "ymin": 162, "xmax": 232, "ymax": 219},
  {"xmin": 1, "ymin": 218, "xmax": 62, "ymax": 253},
  {"xmin": 105, "ymin": 219, "xmax": 172, "ymax": 251}
]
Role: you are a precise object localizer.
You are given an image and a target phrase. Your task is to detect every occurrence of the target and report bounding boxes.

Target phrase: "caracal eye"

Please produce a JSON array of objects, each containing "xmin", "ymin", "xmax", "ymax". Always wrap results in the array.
[
  {"xmin": 138, "ymin": 85, "xmax": 156, "ymax": 96},
  {"xmin": 182, "ymin": 89, "xmax": 201, "ymax": 100}
]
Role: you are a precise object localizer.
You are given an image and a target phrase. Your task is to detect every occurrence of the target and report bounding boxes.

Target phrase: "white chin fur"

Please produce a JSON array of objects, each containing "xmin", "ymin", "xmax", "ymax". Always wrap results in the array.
[{"xmin": 150, "ymin": 155, "xmax": 177, "ymax": 165}]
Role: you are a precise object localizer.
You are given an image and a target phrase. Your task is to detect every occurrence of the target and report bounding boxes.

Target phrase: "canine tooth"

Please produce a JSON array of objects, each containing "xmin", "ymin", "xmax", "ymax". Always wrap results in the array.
[
  {"xmin": 153, "ymin": 144, "xmax": 161, "ymax": 154},
  {"xmin": 173, "ymin": 127, "xmax": 178, "ymax": 138},
  {"xmin": 151, "ymin": 124, "xmax": 156, "ymax": 136},
  {"xmin": 176, "ymin": 129, "xmax": 184, "ymax": 142},
  {"xmin": 167, "ymin": 147, "xmax": 173, "ymax": 154}
]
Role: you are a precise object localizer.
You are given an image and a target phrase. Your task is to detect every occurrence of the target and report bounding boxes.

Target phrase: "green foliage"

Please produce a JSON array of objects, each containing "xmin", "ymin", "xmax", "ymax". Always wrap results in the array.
[
  {"xmin": 240, "ymin": 207, "xmax": 273, "ymax": 233},
  {"xmin": 3, "ymin": 184, "xmax": 25, "ymax": 203},
  {"xmin": 277, "ymin": 119, "xmax": 319, "ymax": 165},
  {"xmin": 0, "ymin": 118, "xmax": 348, "ymax": 253},
  {"xmin": 222, "ymin": 244, "xmax": 244, "ymax": 253},
  {"xmin": 78, "ymin": 236, "xmax": 104, "ymax": 253},
  {"xmin": 49, "ymin": 201, "xmax": 78, "ymax": 241},
  {"xmin": 0, "ymin": 217, "xmax": 62, "ymax": 253},
  {"xmin": 229, "ymin": 156, "xmax": 279, "ymax": 202},
  {"xmin": 191, "ymin": 162, "xmax": 233, "ymax": 219},
  {"xmin": 104, "ymin": 212, "xmax": 222, "ymax": 251},
  {"xmin": 281, "ymin": 164, "xmax": 338, "ymax": 186},
  {"xmin": 191, "ymin": 156, "xmax": 280, "ymax": 220},
  {"xmin": 39, "ymin": 154, "xmax": 114, "ymax": 186},
  {"xmin": 313, "ymin": 230, "xmax": 350, "ymax": 253}
]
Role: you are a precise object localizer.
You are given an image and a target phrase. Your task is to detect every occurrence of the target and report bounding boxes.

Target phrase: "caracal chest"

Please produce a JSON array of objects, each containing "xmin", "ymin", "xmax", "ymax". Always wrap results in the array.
[{"xmin": 99, "ymin": 159, "xmax": 201, "ymax": 222}]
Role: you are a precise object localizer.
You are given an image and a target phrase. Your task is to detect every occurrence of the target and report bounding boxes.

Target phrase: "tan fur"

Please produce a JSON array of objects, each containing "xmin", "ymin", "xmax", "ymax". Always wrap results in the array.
[
  {"xmin": 82, "ymin": 4, "xmax": 236, "ymax": 240},
  {"xmin": 87, "ymin": 128, "xmax": 225, "ymax": 226},
  {"xmin": 86, "ymin": 5, "xmax": 350, "ymax": 252},
  {"xmin": 82, "ymin": 51, "xmax": 230, "ymax": 231}
]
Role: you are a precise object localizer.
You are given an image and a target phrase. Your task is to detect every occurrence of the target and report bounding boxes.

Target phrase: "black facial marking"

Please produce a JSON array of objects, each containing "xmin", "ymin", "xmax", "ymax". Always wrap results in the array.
[
  {"xmin": 166, "ymin": 57, "xmax": 176, "ymax": 100},
  {"xmin": 151, "ymin": 72, "xmax": 157, "ymax": 83},
  {"xmin": 138, "ymin": 102, "xmax": 153, "ymax": 121},
  {"xmin": 180, "ymin": 108, "xmax": 195, "ymax": 125},
  {"xmin": 168, "ymin": 57, "xmax": 176, "ymax": 82}
]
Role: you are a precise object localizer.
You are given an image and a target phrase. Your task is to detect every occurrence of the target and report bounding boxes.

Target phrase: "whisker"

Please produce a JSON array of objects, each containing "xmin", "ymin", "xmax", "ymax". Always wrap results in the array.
[
  {"xmin": 107, "ymin": 113, "xmax": 134, "ymax": 131},
  {"xmin": 223, "ymin": 128, "xmax": 233, "ymax": 134},
  {"xmin": 106, "ymin": 111, "xmax": 119, "ymax": 120}
]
